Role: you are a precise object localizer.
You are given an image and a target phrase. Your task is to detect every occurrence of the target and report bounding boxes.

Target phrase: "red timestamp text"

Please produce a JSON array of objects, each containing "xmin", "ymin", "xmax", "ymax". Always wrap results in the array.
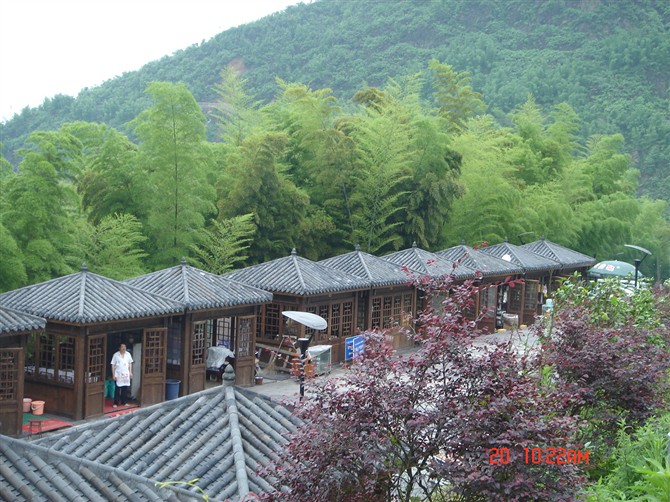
[{"xmin": 488, "ymin": 447, "xmax": 589, "ymax": 465}]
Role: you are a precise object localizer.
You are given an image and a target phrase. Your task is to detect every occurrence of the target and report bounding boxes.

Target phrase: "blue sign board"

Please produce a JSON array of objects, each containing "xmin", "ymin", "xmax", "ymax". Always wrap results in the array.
[{"xmin": 345, "ymin": 335, "xmax": 366, "ymax": 360}]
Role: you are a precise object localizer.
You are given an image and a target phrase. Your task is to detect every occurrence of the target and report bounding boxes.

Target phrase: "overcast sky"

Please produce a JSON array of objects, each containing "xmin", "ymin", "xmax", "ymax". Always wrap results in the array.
[{"xmin": 0, "ymin": 0, "xmax": 303, "ymax": 123}]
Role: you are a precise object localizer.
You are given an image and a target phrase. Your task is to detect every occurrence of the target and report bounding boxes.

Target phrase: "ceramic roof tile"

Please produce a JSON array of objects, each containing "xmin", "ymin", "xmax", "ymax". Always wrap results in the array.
[
  {"xmin": 436, "ymin": 244, "xmax": 523, "ymax": 276},
  {"xmin": 124, "ymin": 259, "xmax": 273, "ymax": 309},
  {"xmin": 521, "ymin": 239, "xmax": 596, "ymax": 269},
  {"xmin": 381, "ymin": 244, "xmax": 476, "ymax": 279},
  {"xmin": 0, "ymin": 437, "xmax": 199, "ymax": 501},
  {"xmin": 0, "ymin": 265, "xmax": 184, "ymax": 323},
  {"xmin": 224, "ymin": 249, "xmax": 369, "ymax": 295},
  {"xmin": 0, "ymin": 305, "xmax": 46, "ymax": 334},
  {"xmin": 319, "ymin": 245, "xmax": 411, "ymax": 287},
  {"xmin": 32, "ymin": 367, "xmax": 301, "ymax": 501},
  {"xmin": 477, "ymin": 241, "xmax": 561, "ymax": 273}
]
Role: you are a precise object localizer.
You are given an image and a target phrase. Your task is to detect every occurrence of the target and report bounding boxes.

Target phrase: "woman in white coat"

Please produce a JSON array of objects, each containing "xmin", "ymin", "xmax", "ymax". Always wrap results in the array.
[{"xmin": 111, "ymin": 343, "xmax": 133, "ymax": 407}]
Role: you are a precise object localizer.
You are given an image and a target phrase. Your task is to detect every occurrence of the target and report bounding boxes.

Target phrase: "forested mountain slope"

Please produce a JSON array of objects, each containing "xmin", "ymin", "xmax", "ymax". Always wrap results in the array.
[{"xmin": 1, "ymin": 0, "xmax": 668, "ymax": 200}]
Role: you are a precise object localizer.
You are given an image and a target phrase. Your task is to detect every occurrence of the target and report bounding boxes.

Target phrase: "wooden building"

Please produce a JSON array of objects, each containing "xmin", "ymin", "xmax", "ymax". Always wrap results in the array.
[
  {"xmin": 0, "ymin": 265, "xmax": 185, "ymax": 421},
  {"xmin": 319, "ymin": 245, "xmax": 417, "ymax": 349},
  {"xmin": 521, "ymin": 238, "xmax": 596, "ymax": 293},
  {"xmin": 436, "ymin": 244, "xmax": 523, "ymax": 333},
  {"xmin": 225, "ymin": 249, "xmax": 370, "ymax": 365},
  {"xmin": 478, "ymin": 241, "xmax": 561, "ymax": 326},
  {"xmin": 124, "ymin": 258, "xmax": 273, "ymax": 391},
  {"xmin": 0, "ymin": 306, "xmax": 46, "ymax": 436}
]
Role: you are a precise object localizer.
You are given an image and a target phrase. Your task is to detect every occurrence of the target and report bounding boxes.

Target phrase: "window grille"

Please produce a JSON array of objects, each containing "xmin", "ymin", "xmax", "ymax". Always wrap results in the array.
[
  {"xmin": 0, "ymin": 351, "xmax": 18, "ymax": 401},
  {"xmin": 144, "ymin": 330, "xmax": 164, "ymax": 375},
  {"xmin": 86, "ymin": 337, "xmax": 104, "ymax": 383},
  {"xmin": 192, "ymin": 322, "xmax": 206, "ymax": 365}
]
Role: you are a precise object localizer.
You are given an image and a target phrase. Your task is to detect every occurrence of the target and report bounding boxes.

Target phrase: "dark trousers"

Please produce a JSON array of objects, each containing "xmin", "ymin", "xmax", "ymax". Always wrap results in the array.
[{"xmin": 114, "ymin": 384, "xmax": 130, "ymax": 405}]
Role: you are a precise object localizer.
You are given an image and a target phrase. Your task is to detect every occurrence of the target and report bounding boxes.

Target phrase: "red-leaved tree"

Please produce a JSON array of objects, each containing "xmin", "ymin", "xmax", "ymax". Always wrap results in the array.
[{"xmin": 265, "ymin": 274, "xmax": 586, "ymax": 501}]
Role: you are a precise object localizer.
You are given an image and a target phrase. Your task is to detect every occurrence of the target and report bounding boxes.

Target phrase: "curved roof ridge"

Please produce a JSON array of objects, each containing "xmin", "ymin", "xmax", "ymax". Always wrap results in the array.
[
  {"xmin": 291, "ymin": 250, "xmax": 307, "ymax": 292},
  {"xmin": 77, "ymin": 265, "xmax": 88, "ymax": 321},
  {"xmin": 181, "ymin": 260, "xmax": 191, "ymax": 306},
  {"xmin": 357, "ymin": 250, "xmax": 373, "ymax": 280},
  {"xmin": 225, "ymin": 384, "xmax": 250, "ymax": 497}
]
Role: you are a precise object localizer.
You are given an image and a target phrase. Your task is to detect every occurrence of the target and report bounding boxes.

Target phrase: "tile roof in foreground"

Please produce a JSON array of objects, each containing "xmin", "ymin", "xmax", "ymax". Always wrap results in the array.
[
  {"xmin": 436, "ymin": 244, "xmax": 523, "ymax": 277},
  {"xmin": 521, "ymin": 238, "xmax": 596, "ymax": 269},
  {"xmin": 125, "ymin": 258, "xmax": 273, "ymax": 310},
  {"xmin": 0, "ymin": 436, "xmax": 201, "ymax": 501},
  {"xmin": 0, "ymin": 305, "xmax": 46, "ymax": 334},
  {"xmin": 0, "ymin": 264, "xmax": 185, "ymax": 324},
  {"xmin": 29, "ymin": 366, "xmax": 301, "ymax": 501},
  {"xmin": 381, "ymin": 243, "xmax": 476, "ymax": 279},
  {"xmin": 319, "ymin": 245, "xmax": 412, "ymax": 287},
  {"xmin": 224, "ymin": 248, "xmax": 369, "ymax": 295}
]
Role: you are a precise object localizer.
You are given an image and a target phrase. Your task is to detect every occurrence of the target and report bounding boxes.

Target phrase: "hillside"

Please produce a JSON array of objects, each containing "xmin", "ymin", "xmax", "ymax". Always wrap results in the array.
[{"xmin": 1, "ymin": 0, "xmax": 668, "ymax": 201}]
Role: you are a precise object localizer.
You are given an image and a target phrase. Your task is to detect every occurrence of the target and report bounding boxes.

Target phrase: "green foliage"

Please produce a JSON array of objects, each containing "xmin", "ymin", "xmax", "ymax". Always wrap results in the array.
[
  {"xmin": 2, "ymin": 146, "xmax": 82, "ymax": 283},
  {"xmin": 551, "ymin": 275, "xmax": 660, "ymax": 329},
  {"xmin": 428, "ymin": 59, "xmax": 486, "ymax": 131},
  {"xmin": 190, "ymin": 213, "xmax": 256, "ymax": 274},
  {"xmin": 130, "ymin": 82, "xmax": 217, "ymax": 269},
  {"xmin": 83, "ymin": 213, "xmax": 148, "ymax": 280},
  {"xmin": 0, "ymin": 223, "xmax": 27, "ymax": 292},
  {"xmin": 584, "ymin": 412, "xmax": 670, "ymax": 501},
  {"xmin": 1, "ymin": 0, "xmax": 667, "ymax": 207},
  {"xmin": 217, "ymin": 131, "xmax": 309, "ymax": 262}
]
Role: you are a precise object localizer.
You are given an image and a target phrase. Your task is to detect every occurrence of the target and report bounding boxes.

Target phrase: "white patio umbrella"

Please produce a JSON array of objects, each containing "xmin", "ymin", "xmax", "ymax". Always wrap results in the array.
[
  {"xmin": 281, "ymin": 311, "xmax": 328, "ymax": 330},
  {"xmin": 281, "ymin": 311, "xmax": 328, "ymax": 400}
]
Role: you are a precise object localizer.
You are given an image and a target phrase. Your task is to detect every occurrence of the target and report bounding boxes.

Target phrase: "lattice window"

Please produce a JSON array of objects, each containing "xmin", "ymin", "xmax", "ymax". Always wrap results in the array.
[
  {"xmin": 87, "ymin": 337, "xmax": 104, "ymax": 383},
  {"xmin": 59, "ymin": 337, "xmax": 75, "ymax": 374},
  {"xmin": 192, "ymin": 322, "xmax": 207, "ymax": 365},
  {"xmin": 480, "ymin": 285, "xmax": 497, "ymax": 318},
  {"xmin": 331, "ymin": 303, "xmax": 341, "ymax": 338},
  {"xmin": 342, "ymin": 302, "xmax": 353, "ymax": 337},
  {"xmin": 144, "ymin": 330, "xmax": 165, "ymax": 375},
  {"xmin": 524, "ymin": 281, "xmax": 539, "ymax": 311},
  {"xmin": 371, "ymin": 297, "xmax": 382, "ymax": 329},
  {"xmin": 264, "ymin": 304, "xmax": 280, "ymax": 339},
  {"xmin": 0, "ymin": 351, "xmax": 18, "ymax": 401},
  {"xmin": 402, "ymin": 293, "xmax": 413, "ymax": 327},
  {"xmin": 509, "ymin": 287, "xmax": 523, "ymax": 312},
  {"xmin": 38, "ymin": 334, "xmax": 55, "ymax": 374},
  {"xmin": 382, "ymin": 296, "xmax": 393, "ymax": 328},
  {"xmin": 26, "ymin": 333, "xmax": 75, "ymax": 385},
  {"xmin": 318, "ymin": 304, "xmax": 330, "ymax": 341},
  {"xmin": 238, "ymin": 317, "xmax": 254, "ymax": 357},
  {"xmin": 215, "ymin": 317, "xmax": 234, "ymax": 349},
  {"xmin": 167, "ymin": 318, "xmax": 182, "ymax": 366}
]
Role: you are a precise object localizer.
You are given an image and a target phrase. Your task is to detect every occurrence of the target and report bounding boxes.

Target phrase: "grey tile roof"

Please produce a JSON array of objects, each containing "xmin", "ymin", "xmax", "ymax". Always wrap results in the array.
[
  {"xmin": 31, "ymin": 366, "xmax": 301, "ymax": 501},
  {"xmin": 124, "ymin": 258, "xmax": 273, "ymax": 310},
  {"xmin": 381, "ymin": 243, "xmax": 476, "ymax": 279},
  {"xmin": 521, "ymin": 239, "xmax": 596, "ymax": 269},
  {"xmin": 436, "ymin": 244, "xmax": 523, "ymax": 277},
  {"xmin": 478, "ymin": 241, "xmax": 560, "ymax": 273},
  {"xmin": 0, "ymin": 305, "xmax": 46, "ymax": 334},
  {"xmin": 0, "ymin": 264, "xmax": 185, "ymax": 323},
  {"xmin": 224, "ymin": 249, "xmax": 369, "ymax": 295},
  {"xmin": 0, "ymin": 435, "xmax": 201, "ymax": 501},
  {"xmin": 319, "ymin": 245, "xmax": 411, "ymax": 287}
]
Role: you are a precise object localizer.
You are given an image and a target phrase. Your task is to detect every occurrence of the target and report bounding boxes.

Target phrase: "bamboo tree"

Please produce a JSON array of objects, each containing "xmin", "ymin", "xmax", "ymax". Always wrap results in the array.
[
  {"xmin": 190, "ymin": 213, "xmax": 256, "ymax": 274},
  {"xmin": 348, "ymin": 88, "xmax": 412, "ymax": 253},
  {"xmin": 218, "ymin": 131, "xmax": 309, "ymax": 263},
  {"xmin": 130, "ymin": 82, "xmax": 216, "ymax": 268}
]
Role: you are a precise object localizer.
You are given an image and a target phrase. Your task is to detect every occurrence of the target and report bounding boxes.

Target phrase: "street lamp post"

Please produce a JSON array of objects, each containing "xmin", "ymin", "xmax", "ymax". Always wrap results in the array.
[
  {"xmin": 634, "ymin": 258, "xmax": 642, "ymax": 289},
  {"xmin": 624, "ymin": 244, "xmax": 652, "ymax": 289},
  {"xmin": 298, "ymin": 337, "xmax": 309, "ymax": 401},
  {"xmin": 281, "ymin": 311, "xmax": 328, "ymax": 401}
]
